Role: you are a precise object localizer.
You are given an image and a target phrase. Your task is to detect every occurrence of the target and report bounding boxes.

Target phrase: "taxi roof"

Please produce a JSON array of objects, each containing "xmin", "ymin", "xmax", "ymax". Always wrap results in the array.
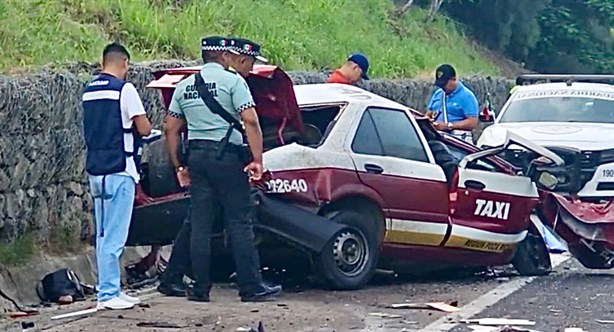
[{"xmin": 293, "ymin": 83, "xmax": 411, "ymax": 110}]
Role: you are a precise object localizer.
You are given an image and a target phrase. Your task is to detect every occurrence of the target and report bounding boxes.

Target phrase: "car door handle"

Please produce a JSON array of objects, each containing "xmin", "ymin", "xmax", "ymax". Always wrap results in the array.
[
  {"xmin": 364, "ymin": 163, "xmax": 384, "ymax": 174},
  {"xmin": 464, "ymin": 180, "xmax": 486, "ymax": 190}
]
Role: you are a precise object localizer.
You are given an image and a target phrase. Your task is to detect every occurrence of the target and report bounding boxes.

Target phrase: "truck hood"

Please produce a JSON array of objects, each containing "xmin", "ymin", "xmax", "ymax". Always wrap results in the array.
[{"xmin": 479, "ymin": 122, "xmax": 614, "ymax": 151}]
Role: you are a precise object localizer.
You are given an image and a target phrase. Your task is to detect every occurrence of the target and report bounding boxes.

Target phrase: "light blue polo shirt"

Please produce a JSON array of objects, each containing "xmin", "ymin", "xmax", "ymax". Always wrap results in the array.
[
  {"xmin": 427, "ymin": 81, "xmax": 479, "ymax": 123},
  {"xmin": 167, "ymin": 62, "xmax": 255, "ymax": 145}
]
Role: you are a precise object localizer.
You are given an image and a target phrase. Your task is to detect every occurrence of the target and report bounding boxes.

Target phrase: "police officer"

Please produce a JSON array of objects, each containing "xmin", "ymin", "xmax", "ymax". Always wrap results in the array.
[
  {"xmin": 82, "ymin": 42, "xmax": 152, "ymax": 310},
  {"xmin": 162, "ymin": 36, "xmax": 282, "ymax": 302},
  {"xmin": 227, "ymin": 37, "xmax": 269, "ymax": 77},
  {"xmin": 426, "ymin": 64, "xmax": 479, "ymax": 144}
]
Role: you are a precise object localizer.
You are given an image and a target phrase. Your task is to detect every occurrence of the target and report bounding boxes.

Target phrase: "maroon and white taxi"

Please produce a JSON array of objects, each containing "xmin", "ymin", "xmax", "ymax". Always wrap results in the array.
[{"xmin": 129, "ymin": 65, "xmax": 566, "ymax": 290}]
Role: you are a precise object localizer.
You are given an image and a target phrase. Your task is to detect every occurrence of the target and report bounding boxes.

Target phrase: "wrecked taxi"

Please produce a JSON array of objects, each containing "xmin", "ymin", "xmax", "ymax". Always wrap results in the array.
[{"xmin": 127, "ymin": 65, "xmax": 567, "ymax": 290}]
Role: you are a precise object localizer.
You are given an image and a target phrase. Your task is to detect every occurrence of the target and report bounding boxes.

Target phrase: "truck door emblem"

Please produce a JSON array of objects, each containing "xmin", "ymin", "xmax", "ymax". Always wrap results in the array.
[{"xmin": 474, "ymin": 199, "xmax": 511, "ymax": 220}]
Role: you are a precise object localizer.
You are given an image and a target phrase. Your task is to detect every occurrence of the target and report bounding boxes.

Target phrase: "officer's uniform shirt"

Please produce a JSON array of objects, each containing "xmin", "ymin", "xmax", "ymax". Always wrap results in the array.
[
  {"xmin": 82, "ymin": 79, "xmax": 146, "ymax": 183},
  {"xmin": 427, "ymin": 81, "xmax": 479, "ymax": 123},
  {"xmin": 167, "ymin": 62, "xmax": 255, "ymax": 145}
]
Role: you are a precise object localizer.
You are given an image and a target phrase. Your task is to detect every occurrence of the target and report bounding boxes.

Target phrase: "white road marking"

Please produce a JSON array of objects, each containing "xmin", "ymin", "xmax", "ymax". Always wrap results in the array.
[{"xmin": 417, "ymin": 253, "xmax": 571, "ymax": 332}]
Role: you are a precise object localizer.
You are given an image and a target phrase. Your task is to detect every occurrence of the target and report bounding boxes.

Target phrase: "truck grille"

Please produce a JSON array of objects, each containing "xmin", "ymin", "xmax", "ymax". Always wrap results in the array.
[{"xmin": 499, "ymin": 148, "xmax": 614, "ymax": 193}]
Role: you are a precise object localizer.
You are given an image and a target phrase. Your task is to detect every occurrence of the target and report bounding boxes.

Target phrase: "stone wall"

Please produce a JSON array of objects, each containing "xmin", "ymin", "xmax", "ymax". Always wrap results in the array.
[{"xmin": 0, "ymin": 61, "xmax": 514, "ymax": 244}]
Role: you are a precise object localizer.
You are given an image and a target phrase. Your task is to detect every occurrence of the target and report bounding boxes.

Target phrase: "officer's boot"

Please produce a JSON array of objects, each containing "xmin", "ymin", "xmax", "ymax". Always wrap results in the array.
[
  {"xmin": 157, "ymin": 272, "xmax": 187, "ymax": 297},
  {"xmin": 240, "ymin": 283, "xmax": 282, "ymax": 302},
  {"xmin": 187, "ymin": 283, "xmax": 211, "ymax": 302}
]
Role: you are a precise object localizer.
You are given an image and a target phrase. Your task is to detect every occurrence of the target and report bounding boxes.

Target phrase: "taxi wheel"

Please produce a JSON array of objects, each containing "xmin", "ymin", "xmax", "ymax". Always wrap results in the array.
[
  {"xmin": 512, "ymin": 231, "xmax": 552, "ymax": 276},
  {"xmin": 315, "ymin": 210, "xmax": 381, "ymax": 290}
]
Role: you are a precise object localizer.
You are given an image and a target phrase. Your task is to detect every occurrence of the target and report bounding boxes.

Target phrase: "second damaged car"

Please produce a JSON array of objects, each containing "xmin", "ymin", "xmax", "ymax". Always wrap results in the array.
[{"xmin": 129, "ymin": 65, "xmax": 567, "ymax": 290}]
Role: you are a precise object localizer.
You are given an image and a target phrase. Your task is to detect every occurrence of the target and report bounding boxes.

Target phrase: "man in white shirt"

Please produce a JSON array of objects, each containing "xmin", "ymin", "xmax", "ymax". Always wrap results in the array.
[{"xmin": 81, "ymin": 43, "xmax": 152, "ymax": 310}]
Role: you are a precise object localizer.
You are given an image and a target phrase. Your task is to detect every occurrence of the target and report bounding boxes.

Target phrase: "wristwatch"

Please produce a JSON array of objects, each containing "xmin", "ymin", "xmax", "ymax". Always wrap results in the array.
[
  {"xmin": 447, "ymin": 122, "xmax": 454, "ymax": 131},
  {"xmin": 176, "ymin": 166, "xmax": 186, "ymax": 172}
]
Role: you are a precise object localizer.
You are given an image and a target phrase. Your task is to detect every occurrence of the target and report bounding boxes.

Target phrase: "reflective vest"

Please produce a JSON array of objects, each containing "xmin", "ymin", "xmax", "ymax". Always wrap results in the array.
[{"xmin": 82, "ymin": 73, "xmax": 138, "ymax": 176}]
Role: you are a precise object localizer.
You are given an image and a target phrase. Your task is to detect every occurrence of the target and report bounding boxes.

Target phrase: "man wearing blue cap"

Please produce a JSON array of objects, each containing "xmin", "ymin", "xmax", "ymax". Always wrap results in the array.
[
  {"xmin": 426, "ymin": 64, "xmax": 479, "ymax": 144},
  {"xmin": 327, "ymin": 53, "xmax": 370, "ymax": 84}
]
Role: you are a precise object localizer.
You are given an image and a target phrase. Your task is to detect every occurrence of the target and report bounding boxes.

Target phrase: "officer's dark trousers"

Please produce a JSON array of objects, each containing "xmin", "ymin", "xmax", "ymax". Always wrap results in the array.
[
  {"xmin": 161, "ymin": 210, "xmax": 192, "ymax": 284},
  {"xmin": 188, "ymin": 145, "xmax": 264, "ymax": 295}
]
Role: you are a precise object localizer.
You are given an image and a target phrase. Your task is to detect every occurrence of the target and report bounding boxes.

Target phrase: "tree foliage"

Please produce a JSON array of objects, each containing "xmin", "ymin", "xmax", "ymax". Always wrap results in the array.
[{"xmin": 421, "ymin": 0, "xmax": 614, "ymax": 73}]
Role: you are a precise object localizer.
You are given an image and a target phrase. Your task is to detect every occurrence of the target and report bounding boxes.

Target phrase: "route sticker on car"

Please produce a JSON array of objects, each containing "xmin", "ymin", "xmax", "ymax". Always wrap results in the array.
[
  {"xmin": 474, "ymin": 199, "xmax": 511, "ymax": 220},
  {"xmin": 266, "ymin": 178, "xmax": 309, "ymax": 194}
]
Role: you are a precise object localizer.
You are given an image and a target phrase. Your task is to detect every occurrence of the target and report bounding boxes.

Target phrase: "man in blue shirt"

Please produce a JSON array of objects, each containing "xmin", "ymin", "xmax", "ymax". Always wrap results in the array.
[{"xmin": 426, "ymin": 64, "xmax": 479, "ymax": 143}]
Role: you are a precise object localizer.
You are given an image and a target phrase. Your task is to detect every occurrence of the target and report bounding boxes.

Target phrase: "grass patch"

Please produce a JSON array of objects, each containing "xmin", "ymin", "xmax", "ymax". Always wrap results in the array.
[
  {"xmin": 0, "ymin": 234, "xmax": 35, "ymax": 266},
  {"xmin": 0, "ymin": 0, "xmax": 499, "ymax": 77},
  {"xmin": 46, "ymin": 223, "xmax": 84, "ymax": 255}
]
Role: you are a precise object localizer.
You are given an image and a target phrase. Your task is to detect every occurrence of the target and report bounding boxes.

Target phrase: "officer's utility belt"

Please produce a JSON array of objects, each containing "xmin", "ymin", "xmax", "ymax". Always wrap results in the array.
[
  {"xmin": 193, "ymin": 72, "xmax": 252, "ymax": 164},
  {"xmin": 188, "ymin": 139, "xmax": 251, "ymax": 164}
]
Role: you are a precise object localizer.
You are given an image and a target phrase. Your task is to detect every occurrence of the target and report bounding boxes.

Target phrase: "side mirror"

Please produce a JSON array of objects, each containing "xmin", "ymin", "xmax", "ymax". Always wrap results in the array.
[{"xmin": 536, "ymin": 171, "xmax": 559, "ymax": 191}]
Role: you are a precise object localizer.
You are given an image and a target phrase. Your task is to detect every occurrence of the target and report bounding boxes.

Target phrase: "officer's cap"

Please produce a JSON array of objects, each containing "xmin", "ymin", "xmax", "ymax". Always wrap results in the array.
[
  {"xmin": 228, "ymin": 38, "xmax": 268, "ymax": 63},
  {"xmin": 201, "ymin": 36, "xmax": 231, "ymax": 52}
]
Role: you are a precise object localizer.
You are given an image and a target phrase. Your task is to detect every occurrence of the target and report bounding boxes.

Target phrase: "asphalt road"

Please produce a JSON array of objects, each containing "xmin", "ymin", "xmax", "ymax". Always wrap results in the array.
[
  {"xmin": 449, "ymin": 258, "xmax": 614, "ymax": 332},
  {"xmin": 2, "ymin": 253, "xmax": 612, "ymax": 332}
]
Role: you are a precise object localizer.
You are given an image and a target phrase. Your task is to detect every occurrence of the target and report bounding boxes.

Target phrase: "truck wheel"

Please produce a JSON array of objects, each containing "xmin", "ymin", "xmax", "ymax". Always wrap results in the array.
[
  {"xmin": 316, "ymin": 210, "xmax": 381, "ymax": 290},
  {"xmin": 512, "ymin": 231, "xmax": 552, "ymax": 276}
]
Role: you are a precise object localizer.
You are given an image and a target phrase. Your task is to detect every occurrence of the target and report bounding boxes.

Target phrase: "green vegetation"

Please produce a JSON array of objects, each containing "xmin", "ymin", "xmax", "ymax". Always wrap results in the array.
[
  {"xmin": 0, "ymin": 0, "xmax": 499, "ymax": 77},
  {"xmin": 0, "ymin": 234, "xmax": 35, "ymax": 266},
  {"xmin": 441, "ymin": 0, "xmax": 614, "ymax": 73},
  {"xmin": 0, "ymin": 224, "xmax": 82, "ymax": 266}
]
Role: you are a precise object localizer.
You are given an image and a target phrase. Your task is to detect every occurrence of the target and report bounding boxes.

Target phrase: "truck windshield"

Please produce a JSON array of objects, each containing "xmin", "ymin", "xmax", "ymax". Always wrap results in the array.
[{"xmin": 499, "ymin": 96, "xmax": 614, "ymax": 124}]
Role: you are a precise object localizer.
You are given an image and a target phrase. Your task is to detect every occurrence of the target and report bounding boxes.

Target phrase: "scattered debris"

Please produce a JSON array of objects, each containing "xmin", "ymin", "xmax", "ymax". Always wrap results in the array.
[
  {"xmin": 597, "ymin": 319, "xmax": 614, "ymax": 324},
  {"xmin": 8, "ymin": 311, "xmax": 38, "ymax": 318},
  {"xmin": 368, "ymin": 312, "xmax": 402, "ymax": 318},
  {"xmin": 138, "ymin": 303, "xmax": 150, "ymax": 308},
  {"xmin": 136, "ymin": 321, "xmax": 186, "ymax": 328},
  {"xmin": 461, "ymin": 318, "xmax": 536, "ymax": 326},
  {"xmin": 57, "ymin": 295, "xmax": 74, "ymax": 304},
  {"xmin": 51, "ymin": 307, "xmax": 98, "ymax": 320},
  {"xmin": 277, "ymin": 303, "xmax": 288, "ymax": 307},
  {"xmin": 20, "ymin": 321, "xmax": 35, "ymax": 330},
  {"xmin": 389, "ymin": 302, "xmax": 460, "ymax": 312},
  {"xmin": 468, "ymin": 326, "xmax": 542, "ymax": 332}
]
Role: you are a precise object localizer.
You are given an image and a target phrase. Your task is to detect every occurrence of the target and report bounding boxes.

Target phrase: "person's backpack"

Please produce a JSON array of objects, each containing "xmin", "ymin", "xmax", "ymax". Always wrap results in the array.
[{"xmin": 36, "ymin": 268, "xmax": 86, "ymax": 303}]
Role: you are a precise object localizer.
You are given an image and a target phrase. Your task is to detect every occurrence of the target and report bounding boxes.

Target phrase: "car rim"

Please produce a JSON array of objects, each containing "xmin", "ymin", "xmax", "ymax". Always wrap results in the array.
[{"xmin": 332, "ymin": 228, "xmax": 369, "ymax": 277}]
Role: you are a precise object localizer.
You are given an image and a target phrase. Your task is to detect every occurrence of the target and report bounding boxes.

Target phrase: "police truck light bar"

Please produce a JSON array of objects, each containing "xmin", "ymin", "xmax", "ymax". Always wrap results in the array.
[{"xmin": 517, "ymin": 74, "xmax": 614, "ymax": 86}]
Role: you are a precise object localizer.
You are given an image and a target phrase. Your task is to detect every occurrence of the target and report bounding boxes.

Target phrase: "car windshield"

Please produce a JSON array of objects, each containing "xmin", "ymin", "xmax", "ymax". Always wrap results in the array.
[{"xmin": 499, "ymin": 95, "xmax": 614, "ymax": 124}]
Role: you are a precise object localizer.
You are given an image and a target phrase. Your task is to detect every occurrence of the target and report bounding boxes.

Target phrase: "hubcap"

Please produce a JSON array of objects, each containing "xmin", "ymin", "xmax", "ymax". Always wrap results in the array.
[{"xmin": 332, "ymin": 229, "xmax": 369, "ymax": 277}]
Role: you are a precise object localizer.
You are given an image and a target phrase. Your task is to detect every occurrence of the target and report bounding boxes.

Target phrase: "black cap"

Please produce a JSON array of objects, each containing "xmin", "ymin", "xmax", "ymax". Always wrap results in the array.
[
  {"xmin": 201, "ymin": 36, "xmax": 231, "ymax": 51},
  {"xmin": 434, "ymin": 64, "xmax": 456, "ymax": 87},
  {"xmin": 228, "ymin": 37, "xmax": 269, "ymax": 63}
]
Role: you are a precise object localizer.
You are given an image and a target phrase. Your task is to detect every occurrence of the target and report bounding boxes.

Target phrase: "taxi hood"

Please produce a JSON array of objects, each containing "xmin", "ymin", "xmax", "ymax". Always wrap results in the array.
[{"xmin": 147, "ymin": 64, "xmax": 305, "ymax": 134}]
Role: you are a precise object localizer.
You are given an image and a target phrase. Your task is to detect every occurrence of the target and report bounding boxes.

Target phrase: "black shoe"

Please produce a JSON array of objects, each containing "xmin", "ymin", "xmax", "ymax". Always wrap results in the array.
[
  {"xmin": 240, "ymin": 283, "xmax": 282, "ymax": 302},
  {"xmin": 187, "ymin": 284, "xmax": 210, "ymax": 302},
  {"xmin": 157, "ymin": 282, "xmax": 187, "ymax": 297}
]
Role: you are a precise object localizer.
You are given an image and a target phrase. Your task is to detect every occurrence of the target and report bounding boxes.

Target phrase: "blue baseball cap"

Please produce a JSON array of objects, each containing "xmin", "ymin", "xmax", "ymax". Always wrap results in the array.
[{"xmin": 348, "ymin": 53, "xmax": 370, "ymax": 80}]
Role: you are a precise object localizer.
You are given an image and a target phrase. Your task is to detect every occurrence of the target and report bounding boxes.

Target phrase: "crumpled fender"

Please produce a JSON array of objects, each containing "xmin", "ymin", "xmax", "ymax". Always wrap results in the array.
[
  {"xmin": 253, "ymin": 191, "xmax": 346, "ymax": 253},
  {"xmin": 548, "ymin": 193, "xmax": 614, "ymax": 243}
]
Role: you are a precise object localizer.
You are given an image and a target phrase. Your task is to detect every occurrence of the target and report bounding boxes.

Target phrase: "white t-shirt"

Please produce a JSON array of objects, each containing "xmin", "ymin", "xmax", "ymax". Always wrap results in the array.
[{"xmin": 118, "ymin": 83, "xmax": 146, "ymax": 183}]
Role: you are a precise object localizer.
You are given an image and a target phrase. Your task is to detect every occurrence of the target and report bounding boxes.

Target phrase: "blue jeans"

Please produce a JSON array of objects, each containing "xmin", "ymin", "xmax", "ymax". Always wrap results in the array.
[{"xmin": 89, "ymin": 174, "xmax": 135, "ymax": 302}]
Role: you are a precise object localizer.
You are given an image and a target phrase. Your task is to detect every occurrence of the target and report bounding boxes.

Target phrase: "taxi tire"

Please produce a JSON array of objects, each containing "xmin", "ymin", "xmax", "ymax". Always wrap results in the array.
[
  {"xmin": 512, "ymin": 231, "xmax": 552, "ymax": 276},
  {"xmin": 316, "ymin": 210, "xmax": 380, "ymax": 290}
]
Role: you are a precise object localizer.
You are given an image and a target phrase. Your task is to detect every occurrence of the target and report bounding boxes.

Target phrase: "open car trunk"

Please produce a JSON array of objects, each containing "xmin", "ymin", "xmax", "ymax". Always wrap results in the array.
[{"xmin": 126, "ymin": 65, "xmax": 346, "ymax": 252}]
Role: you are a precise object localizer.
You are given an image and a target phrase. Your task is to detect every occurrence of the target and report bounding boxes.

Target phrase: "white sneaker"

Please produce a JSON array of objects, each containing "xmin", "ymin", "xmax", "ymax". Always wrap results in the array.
[
  {"xmin": 119, "ymin": 292, "xmax": 141, "ymax": 304},
  {"xmin": 96, "ymin": 297, "xmax": 135, "ymax": 310}
]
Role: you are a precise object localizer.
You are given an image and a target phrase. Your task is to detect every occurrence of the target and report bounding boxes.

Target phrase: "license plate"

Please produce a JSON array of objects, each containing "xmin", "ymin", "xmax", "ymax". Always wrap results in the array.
[{"xmin": 601, "ymin": 168, "xmax": 614, "ymax": 180}]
